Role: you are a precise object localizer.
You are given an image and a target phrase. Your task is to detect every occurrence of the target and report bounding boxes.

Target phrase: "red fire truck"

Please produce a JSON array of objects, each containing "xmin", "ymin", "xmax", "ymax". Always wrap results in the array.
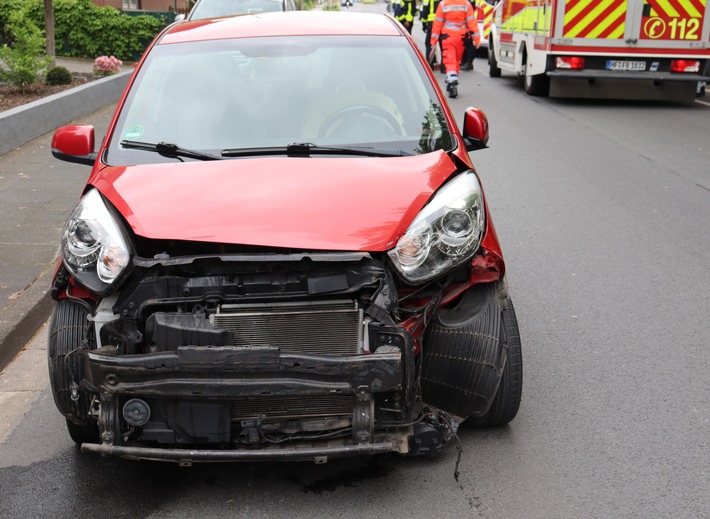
[{"xmin": 487, "ymin": 0, "xmax": 710, "ymax": 102}]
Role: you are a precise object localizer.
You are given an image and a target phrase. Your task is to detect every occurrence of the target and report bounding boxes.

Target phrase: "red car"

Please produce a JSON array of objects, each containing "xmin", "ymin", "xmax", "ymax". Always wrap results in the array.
[{"xmin": 49, "ymin": 11, "xmax": 522, "ymax": 464}]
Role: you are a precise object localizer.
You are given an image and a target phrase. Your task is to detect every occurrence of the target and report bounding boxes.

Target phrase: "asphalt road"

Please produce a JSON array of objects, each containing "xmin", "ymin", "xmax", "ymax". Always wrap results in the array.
[{"xmin": 1, "ymin": 4, "xmax": 709, "ymax": 518}]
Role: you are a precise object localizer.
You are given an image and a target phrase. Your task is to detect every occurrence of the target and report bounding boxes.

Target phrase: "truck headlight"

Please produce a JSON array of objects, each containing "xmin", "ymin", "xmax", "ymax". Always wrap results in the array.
[
  {"xmin": 388, "ymin": 171, "xmax": 485, "ymax": 284},
  {"xmin": 62, "ymin": 189, "xmax": 131, "ymax": 294}
]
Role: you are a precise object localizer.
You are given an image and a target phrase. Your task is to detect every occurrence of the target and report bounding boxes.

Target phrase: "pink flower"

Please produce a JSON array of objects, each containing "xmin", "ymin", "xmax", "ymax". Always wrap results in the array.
[{"xmin": 93, "ymin": 55, "xmax": 123, "ymax": 76}]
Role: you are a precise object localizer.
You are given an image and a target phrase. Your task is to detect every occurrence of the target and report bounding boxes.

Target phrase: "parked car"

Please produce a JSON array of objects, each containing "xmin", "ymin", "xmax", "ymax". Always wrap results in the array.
[
  {"xmin": 174, "ymin": 0, "xmax": 296, "ymax": 21},
  {"xmin": 49, "ymin": 11, "xmax": 522, "ymax": 464}
]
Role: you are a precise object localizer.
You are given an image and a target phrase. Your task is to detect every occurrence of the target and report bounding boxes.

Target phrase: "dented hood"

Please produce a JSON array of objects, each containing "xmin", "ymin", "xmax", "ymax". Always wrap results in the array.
[{"xmin": 91, "ymin": 152, "xmax": 456, "ymax": 251}]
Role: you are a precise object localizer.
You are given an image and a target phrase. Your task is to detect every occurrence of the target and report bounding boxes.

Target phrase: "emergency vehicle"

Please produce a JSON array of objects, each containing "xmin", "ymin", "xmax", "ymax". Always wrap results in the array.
[
  {"xmin": 487, "ymin": 0, "xmax": 710, "ymax": 102},
  {"xmin": 478, "ymin": 1, "xmax": 496, "ymax": 53}
]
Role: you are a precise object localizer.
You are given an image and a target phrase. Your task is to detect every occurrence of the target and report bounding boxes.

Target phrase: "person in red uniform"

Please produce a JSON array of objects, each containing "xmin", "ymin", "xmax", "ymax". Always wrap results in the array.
[{"xmin": 429, "ymin": 0, "xmax": 480, "ymax": 98}]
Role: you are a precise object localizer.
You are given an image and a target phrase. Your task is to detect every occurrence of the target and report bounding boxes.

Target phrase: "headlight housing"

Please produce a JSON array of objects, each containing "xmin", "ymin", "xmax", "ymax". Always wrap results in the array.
[
  {"xmin": 62, "ymin": 189, "xmax": 131, "ymax": 294},
  {"xmin": 388, "ymin": 171, "xmax": 485, "ymax": 284}
]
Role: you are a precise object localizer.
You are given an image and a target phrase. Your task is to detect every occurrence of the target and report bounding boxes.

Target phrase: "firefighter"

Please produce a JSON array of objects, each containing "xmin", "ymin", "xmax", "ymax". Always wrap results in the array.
[
  {"xmin": 460, "ymin": 0, "xmax": 478, "ymax": 71},
  {"xmin": 393, "ymin": 0, "xmax": 416, "ymax": 34},
  {"xmin": 430, "ymin": 0, "xmax": 480, "ymax": 98},
  {"xmin": 420, "ymin": 0, "xmax": 440, "ymax": 67}
]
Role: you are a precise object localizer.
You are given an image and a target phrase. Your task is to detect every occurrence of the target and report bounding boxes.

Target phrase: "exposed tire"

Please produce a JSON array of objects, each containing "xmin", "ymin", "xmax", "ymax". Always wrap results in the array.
[
  {"xmin": 48, "ymin": 298, "xmax": 98, "ymax": 444},
  {"xmin": 489, "ymin": 38, "xmax": 501, "ymax": 78},
  {"xmin": 421, "ymin": 282, "xmax": 508, "ymax": 418},
  {"xmin": 464, "ymin": 294, "xmax": 522, "ymax": 427}
]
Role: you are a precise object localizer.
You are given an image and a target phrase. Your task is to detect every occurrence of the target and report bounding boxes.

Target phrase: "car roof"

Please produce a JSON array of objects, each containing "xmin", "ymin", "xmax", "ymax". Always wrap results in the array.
[{"xmin": 161, "ymin": 11, "xmax": 403, "ymax": 44}]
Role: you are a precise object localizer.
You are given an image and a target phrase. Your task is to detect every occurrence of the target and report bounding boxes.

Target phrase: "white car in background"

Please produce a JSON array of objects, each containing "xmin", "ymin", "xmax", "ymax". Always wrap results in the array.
[{"xmin": 175, "ymin": 0, "xmax": 297, "ymax": 21}]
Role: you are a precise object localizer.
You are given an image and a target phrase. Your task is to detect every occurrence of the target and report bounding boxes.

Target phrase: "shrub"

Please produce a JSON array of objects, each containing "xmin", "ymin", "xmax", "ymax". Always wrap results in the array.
[
  {"xmin": 45, "ymin": 65, "xmax": 73, "ymax": 85},
  {"xmin": 1, "ymin": 0, "xmax": 170, "ymax": 62},
  {"xmin": 93, "ymin": 55, "xmax": 122, "ymax": 76},
  {"xmin": 0, "ymin": 9, "xmax": 51, "ymax": 91}
]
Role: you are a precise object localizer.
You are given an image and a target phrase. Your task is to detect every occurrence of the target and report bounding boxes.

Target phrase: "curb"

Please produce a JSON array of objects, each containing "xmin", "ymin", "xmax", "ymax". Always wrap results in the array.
[
  {"xmin": 0, "ymin": 69, "xmax": 132, "ymax": 156},
  {"xmin": 0, "ymin": 261, "xmax": 56, "ymax": 372},
  {"xmin": 1, "ymin": 72, "xmax": 132, "ymax": 371}
]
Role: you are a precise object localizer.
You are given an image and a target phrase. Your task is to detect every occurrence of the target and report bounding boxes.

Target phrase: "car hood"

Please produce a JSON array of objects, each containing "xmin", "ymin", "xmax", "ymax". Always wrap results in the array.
[{"xmin": 92, "ymin": 153, "xmax": 457, "ymax": 251}]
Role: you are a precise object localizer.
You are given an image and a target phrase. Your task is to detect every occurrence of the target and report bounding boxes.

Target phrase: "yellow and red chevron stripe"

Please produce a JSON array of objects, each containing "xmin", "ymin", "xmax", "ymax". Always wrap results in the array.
[
  {"xmin": 479, "ymin": 2, "xmax": 494, "ymax": 38},
  {"xmin": 563, "ymin": 0, "xmax": 628, "ymax": 39},
  {"xmin": 646, "ymin": 0, "xmax": 706, "ymax": 18}
]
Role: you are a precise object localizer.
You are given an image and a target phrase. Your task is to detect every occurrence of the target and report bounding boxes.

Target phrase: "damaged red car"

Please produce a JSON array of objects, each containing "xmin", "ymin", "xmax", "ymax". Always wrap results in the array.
[{"xmin": 48, "ymin": 11, "xmax": 522, "ymax": 464}]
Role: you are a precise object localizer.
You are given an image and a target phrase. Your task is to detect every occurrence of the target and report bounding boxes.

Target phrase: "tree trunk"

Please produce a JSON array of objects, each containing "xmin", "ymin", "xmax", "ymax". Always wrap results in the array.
[{"xmin": 44, "ymin": 0, "xmax": 55, "ymax": 68}]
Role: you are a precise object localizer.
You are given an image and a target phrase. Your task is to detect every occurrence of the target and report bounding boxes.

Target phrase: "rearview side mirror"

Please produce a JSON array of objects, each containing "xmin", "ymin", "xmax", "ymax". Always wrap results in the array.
[
  {"xmin": 461, "ymin": 107, "xmax": 489, "ymax": 152},
  {"xmin": 51, "ymin": 125, "xmax": 97, "ymax": 166}
]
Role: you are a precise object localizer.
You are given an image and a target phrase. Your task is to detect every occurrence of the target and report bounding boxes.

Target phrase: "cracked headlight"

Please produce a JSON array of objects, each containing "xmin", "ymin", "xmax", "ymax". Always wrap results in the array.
[
  {"xmin": 388, "ymin": 171, "xmax": 485, "ymax": 284},
  {"xmin": 62, "ymin": 189, "xmax": 131, "ymax": 294}
]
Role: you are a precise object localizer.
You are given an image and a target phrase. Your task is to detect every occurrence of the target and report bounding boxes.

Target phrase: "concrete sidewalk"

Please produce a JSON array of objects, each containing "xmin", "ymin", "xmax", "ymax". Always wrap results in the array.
[{"xmin": 0, "ymin": 58, "xmax": 124, "ymax": 370}]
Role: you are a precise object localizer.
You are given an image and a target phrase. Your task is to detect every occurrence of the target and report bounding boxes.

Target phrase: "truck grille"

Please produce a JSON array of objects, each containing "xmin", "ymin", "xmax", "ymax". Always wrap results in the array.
[
  {"xmin": 213, "ymin": 300, "xmax": 361, "ymax": 355},
  {"xmin": 231, "ymin": 395, "xmax": 354, "ymax": 420}
]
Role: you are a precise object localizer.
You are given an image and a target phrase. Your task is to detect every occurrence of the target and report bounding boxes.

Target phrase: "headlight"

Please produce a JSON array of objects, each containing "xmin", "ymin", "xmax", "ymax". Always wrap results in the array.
[
  {"xmin": 388, "ymin": 171, "xmax": 485, "ymax": 284},
  {"xmin": 62, "ymin": 189, "xmax": 131, "ymax": 294}
]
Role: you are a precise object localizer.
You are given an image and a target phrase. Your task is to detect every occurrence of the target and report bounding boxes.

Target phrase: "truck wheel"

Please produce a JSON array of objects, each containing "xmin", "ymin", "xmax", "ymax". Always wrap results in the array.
[
  {"xmin": 489, "ymin": 39, "xmax": 501, "ymax": 78},
  {"xmin": 48, "ymin": 299, "xmax": 98, "ymax": 444},
  {"xmin": 464, "ymin": 295, "xmax": 522, "ymax": 427},
  {"xmin": 524, "ymin": 71, "xmax": 550, "ymax": 96}
]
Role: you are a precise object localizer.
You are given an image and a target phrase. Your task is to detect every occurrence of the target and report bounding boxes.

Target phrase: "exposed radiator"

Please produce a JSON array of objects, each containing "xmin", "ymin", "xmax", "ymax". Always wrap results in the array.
[
  {"xmin": 212, "ymin": 300, "xmax": 362, "ymax": 355},
  {"xmin": 231, "ymin": 394, "xmax": 354, "ymax": 420}
]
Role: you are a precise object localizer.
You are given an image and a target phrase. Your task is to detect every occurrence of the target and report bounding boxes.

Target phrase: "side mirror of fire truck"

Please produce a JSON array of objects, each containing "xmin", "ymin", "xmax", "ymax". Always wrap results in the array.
[{"xmin": 461, "ymin": 107, "xmax": 489, "ymax": 152}]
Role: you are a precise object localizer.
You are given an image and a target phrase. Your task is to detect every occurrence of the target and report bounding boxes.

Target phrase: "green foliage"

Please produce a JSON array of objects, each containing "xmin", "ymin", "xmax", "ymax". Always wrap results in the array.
[
  {"xmin": 0, "ymin": 9, "xmax": 51, "ymax": 91},
  {"xmin": 0, "ymin": 0, "xmax": 170, "ymax": 62},
  {"xmin": 45, "ymin": 65, "xmax": 73, "ymax": 85}
]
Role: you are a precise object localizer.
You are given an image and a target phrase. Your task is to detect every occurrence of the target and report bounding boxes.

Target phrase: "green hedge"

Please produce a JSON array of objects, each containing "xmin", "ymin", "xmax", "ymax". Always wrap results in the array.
[{"xmin": 0, "ymin": 0, "xmax": 169, "ymax": 61}]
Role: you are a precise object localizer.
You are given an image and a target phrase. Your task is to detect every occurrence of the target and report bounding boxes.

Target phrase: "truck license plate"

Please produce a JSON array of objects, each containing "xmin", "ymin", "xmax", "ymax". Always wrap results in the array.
[{"xmin": 606, "ymin": 60, "xmax": 646, "ymax": 71}]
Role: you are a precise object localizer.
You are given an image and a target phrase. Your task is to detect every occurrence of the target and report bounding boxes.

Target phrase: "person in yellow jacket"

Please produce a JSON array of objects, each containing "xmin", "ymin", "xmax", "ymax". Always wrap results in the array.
[
  {"xmin": 430, "ymin": 0, "xmax": 480, "ymax": 98},
  {"xmin": 393, "ymin": 0, "xmax": 416, "ymax": 34},
  {"xmin": 420, "ymin": 0, "xmax": 440, "ymax": 67}
]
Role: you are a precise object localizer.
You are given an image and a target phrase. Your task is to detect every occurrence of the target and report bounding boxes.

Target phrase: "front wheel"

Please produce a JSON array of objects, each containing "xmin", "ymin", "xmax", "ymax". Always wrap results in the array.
[
  {"xmin": 48, "ymin": 298, "xmax": 98, "ymax": 444},
  {"xmin": 465, "ymin": 295, "xmax": 523, "ymax": 427}
]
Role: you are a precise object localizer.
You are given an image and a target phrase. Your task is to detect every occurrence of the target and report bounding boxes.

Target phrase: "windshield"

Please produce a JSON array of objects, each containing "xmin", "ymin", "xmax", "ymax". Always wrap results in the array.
[
  {"xmin": 107, "ymin": 35, "xmax": 455, "ymax": 165},
  {"xmin": 189, "ymin": 0, "xmax": 285, "ymax": 18}
]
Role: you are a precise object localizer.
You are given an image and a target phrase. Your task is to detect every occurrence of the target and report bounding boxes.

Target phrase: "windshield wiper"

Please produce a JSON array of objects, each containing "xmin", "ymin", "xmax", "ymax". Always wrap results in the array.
[
  {"xmin": 221, "ymin": 143, "xmax": 410, "ymax": 158},
  {"xmin": 120, "ymin": 140, "xmax": 222, "ymax": 161}
]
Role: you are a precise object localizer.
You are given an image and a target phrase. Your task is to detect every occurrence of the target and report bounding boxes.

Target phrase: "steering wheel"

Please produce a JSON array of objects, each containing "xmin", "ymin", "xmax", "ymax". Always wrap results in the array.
[{"xmin": 318, "ymin": 105, "xmax": 404, "ymax": 139}]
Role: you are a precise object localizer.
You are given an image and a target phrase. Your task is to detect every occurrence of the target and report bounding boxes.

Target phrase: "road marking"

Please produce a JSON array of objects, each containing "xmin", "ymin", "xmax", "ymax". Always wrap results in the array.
[{"xmin": 696, "ymin": 99, "xmax": 710, "ymax": 108}]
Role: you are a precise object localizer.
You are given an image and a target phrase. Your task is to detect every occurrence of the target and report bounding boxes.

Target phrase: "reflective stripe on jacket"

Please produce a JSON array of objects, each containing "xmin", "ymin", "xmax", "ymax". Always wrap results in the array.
[
  {"xmin": 393, "ymin": 0, "xmax": 415, "ymax": 23},
  {"xmin": 430, "ymin": 0, "xmax": 479, "ymax": 45},
  {"xmin": 420, "ymin": 0, "xmax": 438, "ymax": 23}
]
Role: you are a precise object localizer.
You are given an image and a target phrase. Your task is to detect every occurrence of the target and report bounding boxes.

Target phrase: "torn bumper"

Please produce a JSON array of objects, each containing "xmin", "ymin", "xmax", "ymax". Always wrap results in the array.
[{"xmin": 82, "ymin": 346, "xmax": 406, "ymax": 397}]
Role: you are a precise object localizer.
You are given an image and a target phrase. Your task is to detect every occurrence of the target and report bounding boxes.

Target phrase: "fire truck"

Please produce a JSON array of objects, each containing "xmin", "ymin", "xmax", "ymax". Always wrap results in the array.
[{"xmin": 487, "ymin": 0, "xmax": 710, "ymax": 102}]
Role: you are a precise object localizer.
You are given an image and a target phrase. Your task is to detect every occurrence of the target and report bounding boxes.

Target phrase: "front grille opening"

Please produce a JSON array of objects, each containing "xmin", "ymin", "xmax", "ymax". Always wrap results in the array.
[{"xmin": 213, "ymin": 300, "xmax": 362, "ymax": 355}]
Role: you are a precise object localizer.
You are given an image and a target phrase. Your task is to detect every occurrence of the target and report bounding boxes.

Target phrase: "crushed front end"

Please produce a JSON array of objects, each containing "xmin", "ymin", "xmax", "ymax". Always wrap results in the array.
[{"xmin": 52, "ymin": 249, "xmax": 460, "ymax": 463}]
